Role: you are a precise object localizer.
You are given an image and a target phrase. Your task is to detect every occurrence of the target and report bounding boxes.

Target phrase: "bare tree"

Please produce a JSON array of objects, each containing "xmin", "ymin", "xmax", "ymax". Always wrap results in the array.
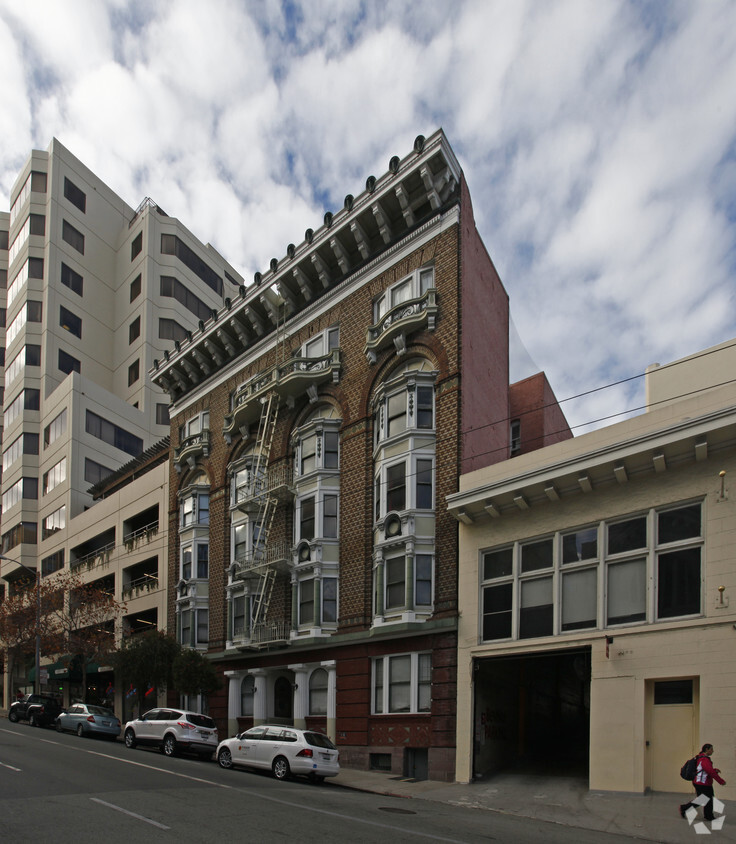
[
  {"xmin": 0, "ymin": 568, "xmax": 126, "ymax": 702},
  {"xmin": 0, "ymin": 575, "xmax": 59, "ymax": 698},
  {"xmin": 41, "ymin": 569, "xmax": 126, "ymax": 701}
]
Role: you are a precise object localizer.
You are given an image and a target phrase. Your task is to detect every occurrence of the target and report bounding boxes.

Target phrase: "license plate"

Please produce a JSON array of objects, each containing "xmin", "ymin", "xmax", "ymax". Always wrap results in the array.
[
  {"xmin": 102, "ymin": 721, "xmax": 111, "ymax": 726},
  {"xmin": 199, "ymin": 730, "xmax": 211, "ymax": 738},
  {"xmin": 321, "ymin": 753, "xmax": 331, "ymax": 760}
]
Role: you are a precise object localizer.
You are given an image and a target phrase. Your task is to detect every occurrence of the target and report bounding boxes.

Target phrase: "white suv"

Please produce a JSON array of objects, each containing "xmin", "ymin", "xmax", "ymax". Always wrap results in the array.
[{"xmin": 123, "ymin": 708, "xmax": 218, "ymax": 758}]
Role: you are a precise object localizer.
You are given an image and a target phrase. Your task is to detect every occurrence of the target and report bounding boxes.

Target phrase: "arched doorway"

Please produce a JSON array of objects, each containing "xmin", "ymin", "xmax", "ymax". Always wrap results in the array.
[{"xmin": 274, "ymin": 676, "xmax": 293, "ymax": 721}]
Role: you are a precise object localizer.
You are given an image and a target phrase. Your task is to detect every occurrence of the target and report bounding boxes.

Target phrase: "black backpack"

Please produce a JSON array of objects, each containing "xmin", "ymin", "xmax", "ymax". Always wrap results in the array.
[{"xmin": 681, "ymin": 756, "xmax": 699, "ymax": 781}]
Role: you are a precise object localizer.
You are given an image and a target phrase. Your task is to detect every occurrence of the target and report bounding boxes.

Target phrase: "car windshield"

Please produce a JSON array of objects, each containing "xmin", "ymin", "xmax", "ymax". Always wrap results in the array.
[
  {"xmin": 88, "ymin": 706, "xmax": 114, "ymax": 716},
  {"xmin": 186, "ymin": 713, "xmax": 215, "ymax": 728},
  {"xmin": 305, "ymin": 732, "xmax": 336, "ymax": 749}
]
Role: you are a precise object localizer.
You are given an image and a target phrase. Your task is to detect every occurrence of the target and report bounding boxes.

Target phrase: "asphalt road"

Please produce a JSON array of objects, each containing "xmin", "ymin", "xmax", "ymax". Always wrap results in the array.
[{"xmin": 0, "ymin": 721, "xmax": 645, "ymax": 843}]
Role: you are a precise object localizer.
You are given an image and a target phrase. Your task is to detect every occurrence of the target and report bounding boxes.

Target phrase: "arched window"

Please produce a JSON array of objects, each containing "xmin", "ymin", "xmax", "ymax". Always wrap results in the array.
[
  {"xmin": 309, "ymin": 668, "xmax": 328, "ymax": 715},
  {"xmin": 240, "ymin": 675, "xmax": 255, "ymax": 716}
]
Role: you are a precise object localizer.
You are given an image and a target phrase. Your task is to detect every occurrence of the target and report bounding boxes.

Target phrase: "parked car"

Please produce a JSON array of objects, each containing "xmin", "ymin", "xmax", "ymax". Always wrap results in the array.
[
  {"xmin": 55, "ymin": 703, "xmax": 121, "ymax": 739},
  {"xmin": 123, "ymin": 708, "xmax": 218, "ymax": 758},
  {"xmin": 8, "ymin": 694, "xmax": 63, "ymax": 727},
  {"xmin": 216, "ymin": 725, "xmax": 340, "ymax": 782}
]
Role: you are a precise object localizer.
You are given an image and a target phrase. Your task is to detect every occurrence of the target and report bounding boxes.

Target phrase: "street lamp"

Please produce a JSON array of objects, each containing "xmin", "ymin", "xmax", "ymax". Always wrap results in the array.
[{"xmin": 0, "ymin": 555, "xmax": 41, "ymax": 696}]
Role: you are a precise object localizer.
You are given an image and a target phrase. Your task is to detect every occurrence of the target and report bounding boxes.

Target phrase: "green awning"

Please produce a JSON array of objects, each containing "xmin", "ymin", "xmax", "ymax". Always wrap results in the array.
[
  {"xmin": 29, "ymin": 659, "xmax": 69, "ymax": 681},
  {"xmin": 29, "ymin": 658, "xmax": 112, "ymax": 681}
]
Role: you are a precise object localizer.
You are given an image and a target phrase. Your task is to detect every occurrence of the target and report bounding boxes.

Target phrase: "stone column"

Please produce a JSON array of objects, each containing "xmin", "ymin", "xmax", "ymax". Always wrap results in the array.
[
  {"xmin": 322, "ymin": 660, "xmax": 337, "ymax": 744},
  {"xmin": 289, "ymin": 664, "xmax": 309, "ymax": 730},
  {"xmin": 251, "ymin": 668, "xmax": 268, "ymax": 725},
  {"xmin": 224, "ymin": 670, "xmax": 244, "ymax": 737}
]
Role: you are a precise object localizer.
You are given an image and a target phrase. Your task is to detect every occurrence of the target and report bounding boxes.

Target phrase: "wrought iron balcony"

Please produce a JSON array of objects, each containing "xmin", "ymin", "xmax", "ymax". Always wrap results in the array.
[
  {"xmin": 250, "ymin": 620, "xmax": 290, "ymax": 647},
  {"xmin": 233, "ymin": 463, "xmax": 294, "ymax": 511},
  {"xmin": 223, "ymin": 349, "xmax": 341, "ymax": 439},
  {"xmin": 233, "ymin": 540, "xmax": 291, "ymax": 578},
  {"xmin": 174, "ymin": 429, "xmax": 210, "ymax": 471},
  {"xmin": 364, "ymin": 288, "xmax": 437, "ymax": 363}
]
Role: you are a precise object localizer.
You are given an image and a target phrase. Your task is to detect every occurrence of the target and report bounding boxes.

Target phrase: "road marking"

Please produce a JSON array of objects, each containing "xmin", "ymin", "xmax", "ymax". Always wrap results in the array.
[
  {"xmin": 1, "ymin": 728, "xmax": 468, "ymax": 842},
  {"xmin": 0, "ymin": 761, "xmax": 22, "ymax": 771},
  {"xmin": 90, "ymin": 797, "xmax": 170, "ymax": 830}
]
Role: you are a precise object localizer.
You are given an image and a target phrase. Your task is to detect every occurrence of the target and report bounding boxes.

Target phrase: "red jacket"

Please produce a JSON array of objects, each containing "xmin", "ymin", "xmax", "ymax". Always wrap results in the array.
[{"xmin": 694, "ymin": 754, "xmax": 725, "ymax": 786}]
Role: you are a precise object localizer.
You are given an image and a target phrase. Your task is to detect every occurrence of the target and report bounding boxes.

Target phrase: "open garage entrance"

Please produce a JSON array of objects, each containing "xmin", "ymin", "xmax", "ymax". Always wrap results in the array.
[{"xmin": 473, "ymin": 646, "xmax": 591, "ymax": 779}]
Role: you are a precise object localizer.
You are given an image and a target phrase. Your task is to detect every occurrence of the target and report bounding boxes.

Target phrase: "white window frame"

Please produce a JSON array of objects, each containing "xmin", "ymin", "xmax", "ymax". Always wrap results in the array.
[
  {"xmin": 372, "ymin": 652, "xmax": 432, "ymax": 714},
  {"xmin": 479, "ymin": 501, "xmax": 704, "ymax": 643},
  {"xmin": 373, "ymin": 266, "xmax": 435, "ymax": 322}
]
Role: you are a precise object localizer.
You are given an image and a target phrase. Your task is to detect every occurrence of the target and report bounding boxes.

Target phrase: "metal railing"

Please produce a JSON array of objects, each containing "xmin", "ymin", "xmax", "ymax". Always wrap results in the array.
[
  {"xmin": 122, "ymin": 520, "xmax": 160, "ymax": 548},
  {"xmin": 233, "ymin": 540, "xmax": 291, "ymax": 576},
  {"xmin": 122, "ymin": 574, "xmax": 159, "ymax": 598},
  {"xmin": 250, "ymin": 620, "xmax": 290, "ymax": 645},
  {"xmin": 71, "ymin": 541, "xmax": 116, "ymax": 570}
]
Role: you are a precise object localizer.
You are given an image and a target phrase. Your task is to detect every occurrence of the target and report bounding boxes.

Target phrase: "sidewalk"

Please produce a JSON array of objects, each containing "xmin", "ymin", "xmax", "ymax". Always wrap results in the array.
[{"xmin": 330, "ymin": 768, "xmax": 736, "ymax": 843}]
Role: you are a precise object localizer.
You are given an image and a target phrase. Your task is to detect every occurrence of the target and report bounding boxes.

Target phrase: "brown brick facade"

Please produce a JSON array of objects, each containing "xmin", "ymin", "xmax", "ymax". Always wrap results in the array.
[{"xmin": 162, "ymin": 148, "xmax": 542, "ymax": 781}]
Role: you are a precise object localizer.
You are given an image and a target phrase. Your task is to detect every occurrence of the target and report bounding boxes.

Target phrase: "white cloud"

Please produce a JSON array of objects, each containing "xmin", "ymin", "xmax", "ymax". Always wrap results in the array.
[{"xmin": 1, "ymin": 0, "xmax": 735, "ymax": 432}]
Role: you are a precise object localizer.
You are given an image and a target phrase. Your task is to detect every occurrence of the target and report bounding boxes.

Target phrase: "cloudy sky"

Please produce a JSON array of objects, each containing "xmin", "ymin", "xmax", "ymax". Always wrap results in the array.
[{"xmin": 1, "ymin": 0, "xmax": 734, "ymax": 433}]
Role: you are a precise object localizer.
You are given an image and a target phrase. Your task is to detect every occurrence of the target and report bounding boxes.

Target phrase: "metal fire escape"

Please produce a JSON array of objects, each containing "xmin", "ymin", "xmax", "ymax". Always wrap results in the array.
[{"xmin": 248, "ymin": 390, "xmax": 280, "ymax": 637}]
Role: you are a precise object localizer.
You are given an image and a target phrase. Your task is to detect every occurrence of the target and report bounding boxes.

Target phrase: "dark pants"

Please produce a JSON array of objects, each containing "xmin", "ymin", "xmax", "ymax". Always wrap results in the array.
[{"xmin": 681, "ymin": 784, "xmax": 716, "ymax": 820}]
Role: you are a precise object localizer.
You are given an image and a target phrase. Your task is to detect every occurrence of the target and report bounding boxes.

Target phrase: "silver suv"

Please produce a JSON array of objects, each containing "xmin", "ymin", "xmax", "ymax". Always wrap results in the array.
[{"xmin": 123, "ymin": 708, "xmax": 218, "ymax": 758}]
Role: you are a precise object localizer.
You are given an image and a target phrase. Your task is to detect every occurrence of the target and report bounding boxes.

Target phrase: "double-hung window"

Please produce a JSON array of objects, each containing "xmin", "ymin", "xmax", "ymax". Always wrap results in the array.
[{"xmin": 373, "ymin": 652, "xmax": 431, "ymax": 714}]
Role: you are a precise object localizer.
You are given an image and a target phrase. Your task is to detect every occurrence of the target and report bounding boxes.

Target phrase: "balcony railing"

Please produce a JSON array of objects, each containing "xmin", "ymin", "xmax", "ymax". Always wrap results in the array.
[
  {"xmin": 174, "ymin": 429, "xmax": 210, "ymax": 471},
  {"xmin": 233, "ymin": 540, "xmax": 291, "ymax": 578},
  {"xmin": 72, "ymin": 541, "xmax": 115, "ymax": 571},
  {"xmin": 122, "ymin": 574, "xmax": 159, "ymax": 599},
  {"xmin": 364, "ymin": 288, "xmax": 437, "ymax": 364},
  {"xmin": 123, "ymin": 521, "xmax": 160, "ymax": 552},
  {"xmin": 223, "ymin": 350, "xmax": 341, "ymax": 438},
  {"xmin": 251, "ymin": 620, "xmax": 290, "ymax": 646},
  {"xmin": 234, "ymin": 463, "xmax": 294, "ymax": 509}
]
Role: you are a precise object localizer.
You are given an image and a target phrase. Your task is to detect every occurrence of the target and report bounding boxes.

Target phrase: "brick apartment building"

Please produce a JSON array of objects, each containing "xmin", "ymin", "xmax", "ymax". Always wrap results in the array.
[{"xmin": 152, "ymin": 129, "xmax": 570, "ymax": 780}]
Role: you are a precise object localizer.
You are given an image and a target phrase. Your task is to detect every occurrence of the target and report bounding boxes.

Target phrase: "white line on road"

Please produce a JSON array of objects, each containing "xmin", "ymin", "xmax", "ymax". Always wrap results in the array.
[
  {"xmin": 0, "ymin": 760, "xmax": 22, "ymax": 771},
  {"xmin": 90, "ymin": 797, "xmax": 171, "ymax": 830},
  {"xmin": 1, "ymin": 728, "xmax": 468, "ymax": 843}
]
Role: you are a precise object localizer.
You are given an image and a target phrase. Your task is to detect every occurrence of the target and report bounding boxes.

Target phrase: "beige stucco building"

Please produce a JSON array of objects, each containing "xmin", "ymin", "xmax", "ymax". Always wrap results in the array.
[
  {"xmin": 448, "ymin": 340, "xmax": 736, "ymax": 796},
  {"xmin": 0, "ymin": 139, "xmax": 241, "ymax": 705}
]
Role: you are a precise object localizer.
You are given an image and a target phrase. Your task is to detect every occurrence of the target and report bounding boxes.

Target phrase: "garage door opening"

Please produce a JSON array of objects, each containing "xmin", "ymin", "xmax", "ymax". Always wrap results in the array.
[{"xmin": 473, "ymin": 647, "xmax": 590, "ymax": 779}]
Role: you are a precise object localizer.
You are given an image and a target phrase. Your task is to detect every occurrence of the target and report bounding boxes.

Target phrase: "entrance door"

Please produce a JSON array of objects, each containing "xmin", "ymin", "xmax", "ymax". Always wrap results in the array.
[
  {"xmin": 274, "ymin": 676, "xmax": 293, "ymax": 720},
  {"xmin": 647, "ymin": 678, "xmax": 697, "ymax": 793}
]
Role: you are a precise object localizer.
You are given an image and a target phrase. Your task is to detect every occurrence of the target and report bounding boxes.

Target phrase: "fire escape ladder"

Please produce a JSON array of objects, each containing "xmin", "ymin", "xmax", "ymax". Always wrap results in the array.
[{"xmin": 249, "ymin": 391, "xmax": 280, "ymax": 633}]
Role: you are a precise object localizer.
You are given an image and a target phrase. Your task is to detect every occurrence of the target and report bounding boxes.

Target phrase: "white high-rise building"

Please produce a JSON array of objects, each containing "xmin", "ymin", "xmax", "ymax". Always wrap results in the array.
[{"xmin": 0, "ymin": 138, "xmax": 241, "ymax": 631}]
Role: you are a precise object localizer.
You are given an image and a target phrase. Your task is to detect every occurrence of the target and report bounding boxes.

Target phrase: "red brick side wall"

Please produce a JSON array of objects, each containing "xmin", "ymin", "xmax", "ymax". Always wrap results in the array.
[
  {"xmin": 458, "ymin": 176, "xmax": 511, "ymax": 475},
  {"xmin": 509, "ymin": 371, "xmax": 573, "ymax": 457}
]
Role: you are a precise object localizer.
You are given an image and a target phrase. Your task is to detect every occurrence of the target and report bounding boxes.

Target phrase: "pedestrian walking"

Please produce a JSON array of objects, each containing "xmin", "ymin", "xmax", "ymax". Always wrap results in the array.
[{"xmin": 680, "ymin": 743, "xmax": 726, "ymax": 821}]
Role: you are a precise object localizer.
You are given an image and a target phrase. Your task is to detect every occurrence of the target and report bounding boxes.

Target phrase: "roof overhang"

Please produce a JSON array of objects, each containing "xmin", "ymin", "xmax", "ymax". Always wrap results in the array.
[{"xmin": 151, "ymin": 129, "xmax": 461, "ymax": 403}]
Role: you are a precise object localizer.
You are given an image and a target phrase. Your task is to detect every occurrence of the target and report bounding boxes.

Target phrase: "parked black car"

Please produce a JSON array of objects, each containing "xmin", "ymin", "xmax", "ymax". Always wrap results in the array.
[{"xmin": 9, "ymin": 694, "xmax": 64, "ymax": 727}]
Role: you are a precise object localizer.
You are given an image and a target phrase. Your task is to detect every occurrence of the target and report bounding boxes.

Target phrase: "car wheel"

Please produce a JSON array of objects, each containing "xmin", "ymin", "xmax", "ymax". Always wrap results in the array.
[
  {"xmin": 124, "ymin": 728, "xmax": 137, "ymax": 749},
  {"xmin": 8, "ymin": 710, "xmax": 18, "ymax": 723},
  {"xmin": 77, "ymin": 724, "xmax": 85, "ymax": 737},
  {"xmin": 218, "ymin": 748, "xmax": 233, "ymax": 769},
  {"xmin": 308, "ymin": 774, "xmax": 325, "ymax": 784},
  {"xmin": 272, "ymin": 756, "xmax": 290, "ymax": 781},
  {"xmin": 55, "ymin": 719, "xmax": 63, "ymax": 732},
  {"xmin": 163, "ymin": 734, "xmax": 177, "ymax": 757},
  {"xmin": 29, "ymin": 714, "xmax": 38, "ymax": 727}
]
